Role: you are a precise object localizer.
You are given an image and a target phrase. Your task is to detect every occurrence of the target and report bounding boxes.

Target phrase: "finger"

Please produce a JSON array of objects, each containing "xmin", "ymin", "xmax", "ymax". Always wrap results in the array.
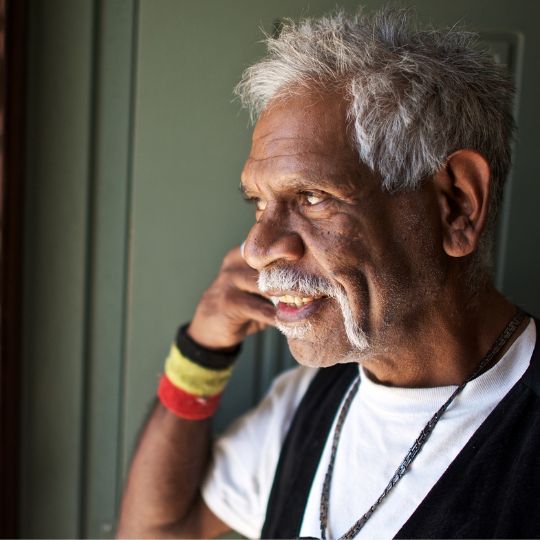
[
  {"xmin": 243, "ymin": 319, "xmax": 270, "ymax": 338},
  {"xmin": 228, "ymin": 267, "xmax": 265, "ymax": 296},
  {"xmin": 233, "ymin": 290, "xmax": 276, "ymax": 326},
  {"xmin": 222, "ymin": 245, "xmax": 245, "ymax": 267}
]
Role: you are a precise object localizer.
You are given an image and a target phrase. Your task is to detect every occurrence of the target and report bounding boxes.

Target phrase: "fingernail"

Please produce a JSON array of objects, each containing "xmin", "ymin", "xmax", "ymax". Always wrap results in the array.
[{"xmin": 240, "ymin": 241, "xmax": 246, "ymax": 259}]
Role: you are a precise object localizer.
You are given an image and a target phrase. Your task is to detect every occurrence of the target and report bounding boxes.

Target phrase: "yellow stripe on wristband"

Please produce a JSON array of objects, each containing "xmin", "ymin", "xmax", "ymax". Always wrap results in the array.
[{"xmin": 164, "ymin": 345, "xmax": 234, "ymax": 397}]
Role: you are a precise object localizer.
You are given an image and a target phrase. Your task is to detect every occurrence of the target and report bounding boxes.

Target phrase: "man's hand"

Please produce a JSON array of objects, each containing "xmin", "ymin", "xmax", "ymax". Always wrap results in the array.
[
  {"xmin": 188, "ymin": 245, "xmax": 276, "ymax": 350},
  {"xmin": 116, "ymin": 246, "xmax": 274, "ymax": 539}
]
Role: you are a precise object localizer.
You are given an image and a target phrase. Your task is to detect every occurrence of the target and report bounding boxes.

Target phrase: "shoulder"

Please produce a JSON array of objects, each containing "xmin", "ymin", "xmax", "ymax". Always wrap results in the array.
[
  {"xmin": 223, "ymin": 365, "xmax": 318, "ymax": 443},
  {"xmin": 201, "ymin": 365, "xmax": 318, "ymax": 537}
]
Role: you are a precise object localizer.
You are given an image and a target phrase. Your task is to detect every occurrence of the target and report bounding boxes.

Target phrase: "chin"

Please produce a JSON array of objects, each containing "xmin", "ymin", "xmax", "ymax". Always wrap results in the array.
[{"xmin": 285, "ymin": 334, "xmax": 361, "ymax": 369}]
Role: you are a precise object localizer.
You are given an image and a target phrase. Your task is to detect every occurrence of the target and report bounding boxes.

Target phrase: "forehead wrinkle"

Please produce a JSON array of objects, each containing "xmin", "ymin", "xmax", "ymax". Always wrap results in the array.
[
  {"xmin": 253, "ymin": 134, "xmax": 317, "ymax": 143},
  {"xmin": 244, "ymin": 148, "xmax": 356, "ymax": 176},
  {"xmin": 246, "ymin": 150, "xmax": 336, "ymax": 163},
  {"xmin": 241, "ymin": 165, "xmax": 361, "ymax": 198},
  {"xmin": 252, "ymin": 136, "xmax": 334, "ymax": 158}
]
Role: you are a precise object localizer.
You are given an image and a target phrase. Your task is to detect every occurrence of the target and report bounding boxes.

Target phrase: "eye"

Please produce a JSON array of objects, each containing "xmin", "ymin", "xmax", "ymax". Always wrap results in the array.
[
  {"xmin": 255, "ymin": 199, "xmax": 268, "ymax": 211},
  {"xmin": 301, "ymin": 191, "xmax": 326, "ymax": 206},
  {"xmin": 243, "ymin": 195, "xmax": 267, "ymax": 212}
]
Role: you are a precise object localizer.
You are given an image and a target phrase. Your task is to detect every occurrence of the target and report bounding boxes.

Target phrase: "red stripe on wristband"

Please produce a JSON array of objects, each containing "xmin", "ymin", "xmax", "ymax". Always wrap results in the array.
[{"xmin": 157, "ymin": 374, "xmax": 222, "ymax": 420}]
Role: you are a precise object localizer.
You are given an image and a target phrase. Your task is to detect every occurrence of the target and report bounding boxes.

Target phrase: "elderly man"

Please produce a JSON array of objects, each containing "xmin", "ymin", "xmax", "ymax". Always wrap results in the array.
[{"xmin": 117, "ymin": 7, "xmax": 539, "ymax": 539}]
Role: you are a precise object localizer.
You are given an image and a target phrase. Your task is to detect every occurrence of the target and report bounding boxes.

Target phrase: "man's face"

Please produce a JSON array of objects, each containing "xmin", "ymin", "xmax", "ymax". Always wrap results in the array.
[{"xmin": 241, "ymin": 91, "xmax": 447, "ymax": 367}]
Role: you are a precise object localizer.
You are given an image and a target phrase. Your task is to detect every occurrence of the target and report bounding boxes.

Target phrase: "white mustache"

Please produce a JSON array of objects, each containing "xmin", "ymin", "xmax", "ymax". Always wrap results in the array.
[
  {"xmin": 257, "ymin": 267, "xmax": 369, "ymax": 351},
  {"xmin": 258, "ymin": 267, "xmax": 337, "ymax": 297}
]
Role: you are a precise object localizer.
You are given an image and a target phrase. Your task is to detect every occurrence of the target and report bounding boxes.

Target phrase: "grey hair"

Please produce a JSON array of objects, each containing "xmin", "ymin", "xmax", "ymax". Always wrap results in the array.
[{"xmin": 235, "ymin": 7, "xmax": 516, "ymax": 276}]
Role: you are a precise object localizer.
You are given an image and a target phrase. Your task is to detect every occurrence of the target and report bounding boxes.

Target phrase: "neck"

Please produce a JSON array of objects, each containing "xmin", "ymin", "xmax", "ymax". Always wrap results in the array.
[{"xmin": 361, "ymin": 284, "xmax": 526, "ymax": 388}]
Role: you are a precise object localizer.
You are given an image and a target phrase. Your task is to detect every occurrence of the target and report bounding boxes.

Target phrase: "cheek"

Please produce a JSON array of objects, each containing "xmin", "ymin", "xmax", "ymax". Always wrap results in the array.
[
  {"xmin": 296, "ymin": 206, "xmax": 441, "ymax": 300},
  {"xmin": 305, "ymin": 215, "xmax": 391, "ymax": 295},
  {"xmin": 301, "ymin": 214, "xmax": 424, "ymax": 323},
  {"xmin": 303, "ymin": 212, "xmax": 370, "ymax": 264},
  {"xmin": 304, "ymin": 227, "xmax": 374, "ymax": 324},
  {"xmin": 316, "ymin": 207, "xmax": 442, "ymax": 285}
]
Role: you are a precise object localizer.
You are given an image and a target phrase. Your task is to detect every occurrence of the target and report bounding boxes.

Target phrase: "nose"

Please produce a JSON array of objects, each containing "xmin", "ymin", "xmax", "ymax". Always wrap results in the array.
[{"xmin": 243, "ymin": 210, "xmax": 304, "ymax": 271}]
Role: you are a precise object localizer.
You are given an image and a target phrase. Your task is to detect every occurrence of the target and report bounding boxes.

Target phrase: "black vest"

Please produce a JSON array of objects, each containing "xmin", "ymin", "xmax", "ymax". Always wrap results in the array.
[{"xmin": 262, "ymin": 322, "xmax": 540, "ymax": 539}]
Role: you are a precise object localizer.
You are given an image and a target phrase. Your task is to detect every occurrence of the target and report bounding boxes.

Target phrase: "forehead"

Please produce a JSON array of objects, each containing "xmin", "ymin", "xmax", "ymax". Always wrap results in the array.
[
  {"xmin": 241, "ymin": 91, "xmax": 363, "ymax": 192},
  {"xmin": 252, "ymin": 92, "xmax": 350, "ymax": 155}
]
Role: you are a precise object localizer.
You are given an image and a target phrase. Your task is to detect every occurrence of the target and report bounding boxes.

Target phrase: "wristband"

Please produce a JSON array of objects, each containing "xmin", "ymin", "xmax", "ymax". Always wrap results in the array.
[
  {"xmin": 158, "ymin": 374, "xmax": 223, "ymax": 420},
  {"xmin": 175, "ymin": 323, "xmax": 241, "ymax": 369},
  {"xmin": 165, "ymin": 344, "xmax": 234, "ymax": 396},
  {"xmin": 157, "ymin": 324, "xmax": 241, "ymax": 420}
]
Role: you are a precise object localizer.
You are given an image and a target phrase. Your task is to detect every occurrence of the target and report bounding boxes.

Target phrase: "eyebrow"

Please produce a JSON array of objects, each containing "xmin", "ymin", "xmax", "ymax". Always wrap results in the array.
[
  {"xmin": 240, "ymin": 173, "xmax": 356, "ymax": 198},
  {"xmin": 239, "ymin": 178, "xmax": 316, "ymax": 198}
]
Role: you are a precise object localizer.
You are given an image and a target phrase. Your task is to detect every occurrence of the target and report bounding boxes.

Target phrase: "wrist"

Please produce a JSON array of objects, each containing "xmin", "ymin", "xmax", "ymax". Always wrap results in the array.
[
  {"xmin": 186, "ymin": 321, "xmax": 243, "ymax": 353},
  {"xmin": 157, "ymin": 323, "xmax": 241, "ymax": 420},
  {"xmin": 180, "ymin": 324, "xmax": 241, "ymax": 369}
]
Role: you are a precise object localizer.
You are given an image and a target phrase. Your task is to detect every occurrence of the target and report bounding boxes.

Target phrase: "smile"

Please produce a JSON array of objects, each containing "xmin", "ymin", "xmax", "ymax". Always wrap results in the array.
[
  {"xmin": 270, "ymin": 294, "xmax": 327, "ymax": 323},
  {"xmin": 271, "ymin": 294, "xmax": 316, "ymax": 307}
]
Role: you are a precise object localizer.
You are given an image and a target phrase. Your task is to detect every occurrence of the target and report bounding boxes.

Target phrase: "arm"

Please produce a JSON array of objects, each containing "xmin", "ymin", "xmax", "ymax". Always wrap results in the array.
[
  {"xmin": 116, "ymin": 247, "xmax": 275, "ymax": 538},
  {"xmin": 116, "ymin": 402, "xmax": 223, "ymax": 539}
]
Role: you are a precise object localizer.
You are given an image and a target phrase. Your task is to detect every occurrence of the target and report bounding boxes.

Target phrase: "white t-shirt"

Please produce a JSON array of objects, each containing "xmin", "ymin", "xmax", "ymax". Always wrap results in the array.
[{"xmin": 202, "ymin": 320, "xmax": 536, "ymax": 539}]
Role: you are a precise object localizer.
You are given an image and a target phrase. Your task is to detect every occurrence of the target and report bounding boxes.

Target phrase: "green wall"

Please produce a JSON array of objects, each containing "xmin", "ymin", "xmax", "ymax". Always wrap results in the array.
[{"xmin": 21, "ymin": 0, "xmax": 540, "ymax": 536}]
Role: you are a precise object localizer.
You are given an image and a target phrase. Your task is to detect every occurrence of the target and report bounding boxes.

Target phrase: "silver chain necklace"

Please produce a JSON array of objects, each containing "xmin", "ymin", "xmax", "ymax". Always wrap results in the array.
[{"xmin": 319, "ymin": 310, "xmax": 526, "ymax": 540}]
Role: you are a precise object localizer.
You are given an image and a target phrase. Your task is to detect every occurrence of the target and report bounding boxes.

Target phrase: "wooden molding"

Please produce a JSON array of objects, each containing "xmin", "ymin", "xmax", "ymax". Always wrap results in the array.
[{"xmin": 0, "ymin": 0, "xmax": 26, "ymax": 536}]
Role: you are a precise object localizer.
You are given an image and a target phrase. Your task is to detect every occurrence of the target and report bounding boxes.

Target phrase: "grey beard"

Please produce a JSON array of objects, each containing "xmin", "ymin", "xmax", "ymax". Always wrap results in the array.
[{"xmin": 258, "ymin": 267, "xmax": 369, "ymax": 351}]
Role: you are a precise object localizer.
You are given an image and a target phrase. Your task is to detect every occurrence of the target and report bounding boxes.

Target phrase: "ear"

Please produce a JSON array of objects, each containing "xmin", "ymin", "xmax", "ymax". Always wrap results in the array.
[{"xmin": 432, "ymin": 150, "xmax": 491, "ymax": 258}]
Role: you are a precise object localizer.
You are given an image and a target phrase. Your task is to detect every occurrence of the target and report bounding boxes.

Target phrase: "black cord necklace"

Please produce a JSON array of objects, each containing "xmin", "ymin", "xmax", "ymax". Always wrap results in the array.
[{"xmin": 319, "ymin": 310, "xmax": 526, "ymax": 540}]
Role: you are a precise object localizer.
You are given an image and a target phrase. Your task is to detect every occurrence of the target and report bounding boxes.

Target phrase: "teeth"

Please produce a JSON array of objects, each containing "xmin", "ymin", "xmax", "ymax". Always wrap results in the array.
[{"xmin": 273, "ymin": 294, "xmax": 315, "ymax": 306}]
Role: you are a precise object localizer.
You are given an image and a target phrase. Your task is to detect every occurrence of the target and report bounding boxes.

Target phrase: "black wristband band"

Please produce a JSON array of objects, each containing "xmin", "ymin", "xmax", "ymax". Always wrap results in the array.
[{"xmin": 175, "ymin": 323, "xmax": 241, "ymax": 370}]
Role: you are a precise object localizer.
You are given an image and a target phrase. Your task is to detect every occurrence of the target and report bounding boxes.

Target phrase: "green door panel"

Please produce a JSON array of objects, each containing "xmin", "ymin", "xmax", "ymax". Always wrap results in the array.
[{"xmin": 21, "ymin": 0, "xmax": 95, "ymax": 537}]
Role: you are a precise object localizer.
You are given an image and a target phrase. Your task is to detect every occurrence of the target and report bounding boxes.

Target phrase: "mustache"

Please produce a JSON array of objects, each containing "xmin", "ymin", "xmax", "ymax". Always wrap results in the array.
[
  {"xmin": 258, "ymin": 265, "xmax": 369, "ymax": 351},
  {"xmin": 257, "ymin": 266, "xmax": 338, "ymax": 297}
]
